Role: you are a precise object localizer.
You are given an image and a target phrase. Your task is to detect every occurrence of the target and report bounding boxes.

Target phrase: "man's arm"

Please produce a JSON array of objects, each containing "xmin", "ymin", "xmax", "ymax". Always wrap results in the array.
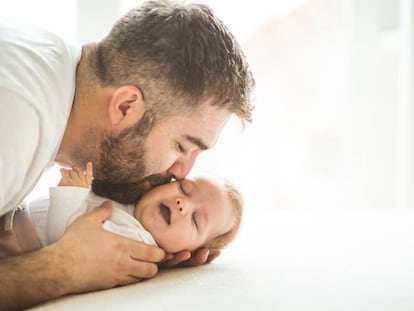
[
  {"xmin": 0, "ymin": 201, "xmax": 165, "ymax": 311},
  {"xmin": 0, "ymin": 93, "xmax": 40, "ymax": 214}
]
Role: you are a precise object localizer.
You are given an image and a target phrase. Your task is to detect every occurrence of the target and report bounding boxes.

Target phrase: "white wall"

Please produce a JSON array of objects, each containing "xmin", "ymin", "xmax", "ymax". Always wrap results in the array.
[
  {"xmin": 2, "ymin": 0, "xmax": 412, "ymax": 210},
  {"xmin": 349, "ymin": 0, "xmax": 400, "ymax": 209}
]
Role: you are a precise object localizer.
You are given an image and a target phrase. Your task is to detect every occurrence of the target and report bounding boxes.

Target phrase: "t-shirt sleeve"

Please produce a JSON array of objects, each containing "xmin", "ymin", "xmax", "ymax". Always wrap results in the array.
[
  {"xmin": 47, "ymin": 186, "xmax": 90, "ymax": 244},
  {"xmin": 28, "ymin": 195, "xmax": 51, "ymax": 246},
  {"xmin": 0, "ymin": 88, "xmax": 40, "ymax": 216}
]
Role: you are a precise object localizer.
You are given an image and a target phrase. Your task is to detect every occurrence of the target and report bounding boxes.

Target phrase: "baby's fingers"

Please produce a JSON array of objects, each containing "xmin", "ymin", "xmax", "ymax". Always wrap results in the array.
[
  {"xmin": 58, "ymin": 168, "xmax": 71, "ymax": 186},
  {"xmin": 60, "ymin": 167, "xmax": 70, "ymax": 176},
  {"xmin": 71, "ymin": 165, "xmax": 84, "ymax": 179},
  {"xmin": 85, "ymin": 162, "xmax": 93, "ymax": 185}
]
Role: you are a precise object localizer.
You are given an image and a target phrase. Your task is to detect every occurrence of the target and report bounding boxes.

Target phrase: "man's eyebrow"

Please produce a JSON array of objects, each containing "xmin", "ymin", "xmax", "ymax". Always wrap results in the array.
[{"xmin": 184, "ymin": 135, "xmax": 209, "ymax": 150}]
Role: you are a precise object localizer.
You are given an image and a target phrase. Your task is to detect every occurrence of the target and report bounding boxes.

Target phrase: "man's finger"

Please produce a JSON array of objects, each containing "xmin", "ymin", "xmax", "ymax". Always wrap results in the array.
[
  {"xmin": 206, "ymin": 250, "xmax": 221, "ymax": 264},
  {"xmin": 87, "ymin": 201, "xmax": 113, "ymax": 223},
  {"xmin": 186, "ymin": 248, "xmax": 209, "ymax": 266},
  {"xmin": 127, "ymin": 258, "xmax": 159, "ymax": 279},
  {"xmin": 159, "ymin": 251, "xmax": 191, "ymax": 268},
  {"xmin": 129, "ymin": 242, "xmax": 165, "ymax": 264}
]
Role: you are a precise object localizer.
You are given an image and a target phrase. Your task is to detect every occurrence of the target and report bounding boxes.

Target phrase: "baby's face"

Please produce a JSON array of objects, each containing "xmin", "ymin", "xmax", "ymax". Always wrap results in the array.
[{"xmin": 134, "ymin": 176, "xmax": 234, "ymax": 253}]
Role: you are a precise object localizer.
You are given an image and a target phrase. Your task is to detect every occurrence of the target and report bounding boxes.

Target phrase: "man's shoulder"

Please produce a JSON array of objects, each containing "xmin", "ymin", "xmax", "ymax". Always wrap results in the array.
[{"xmin": 0, "ymin": 17, "xmax": 81, "ymax": 112}]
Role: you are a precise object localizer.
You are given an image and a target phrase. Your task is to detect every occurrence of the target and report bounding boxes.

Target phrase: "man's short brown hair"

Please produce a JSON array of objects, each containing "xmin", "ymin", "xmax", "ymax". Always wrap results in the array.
[{"xmin": 93, "ymin": 0, "xmax": 254, "ymax": 122}]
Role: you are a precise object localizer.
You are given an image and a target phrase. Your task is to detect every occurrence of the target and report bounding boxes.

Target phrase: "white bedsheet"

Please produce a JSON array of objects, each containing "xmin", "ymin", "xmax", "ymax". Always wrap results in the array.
[{"xmin": 30, "ymin": 207, "xmax": 414, "ymax": 311}]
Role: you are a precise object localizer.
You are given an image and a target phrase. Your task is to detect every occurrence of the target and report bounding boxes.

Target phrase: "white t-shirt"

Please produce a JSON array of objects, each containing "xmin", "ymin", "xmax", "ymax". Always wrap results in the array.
[
  {"xmin": 29, "ymin": 187, "xmax": 156, "ymax": 247},
  {"xmin": 0, "ymin": 18, "xmax": 80, "ymax": 216}
]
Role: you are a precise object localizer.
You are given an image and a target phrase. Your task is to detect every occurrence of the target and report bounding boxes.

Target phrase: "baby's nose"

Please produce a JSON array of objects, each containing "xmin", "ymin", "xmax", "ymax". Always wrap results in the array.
[{"xmin": 175, "ymin": 198, "xmax": 186, "ymax": 214}]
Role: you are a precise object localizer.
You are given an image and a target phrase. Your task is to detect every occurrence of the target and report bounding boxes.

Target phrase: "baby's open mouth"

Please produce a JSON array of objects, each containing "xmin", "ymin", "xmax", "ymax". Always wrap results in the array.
[{"xmin": 160, "ymin": 203, "xmax": 171, "ymax": 225}]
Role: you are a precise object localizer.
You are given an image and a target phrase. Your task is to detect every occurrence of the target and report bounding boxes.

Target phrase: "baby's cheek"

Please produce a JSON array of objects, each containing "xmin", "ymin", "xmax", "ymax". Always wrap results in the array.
[{"xmin": 159, "ymin": 232, "xmax": 183, "ymax": 253}]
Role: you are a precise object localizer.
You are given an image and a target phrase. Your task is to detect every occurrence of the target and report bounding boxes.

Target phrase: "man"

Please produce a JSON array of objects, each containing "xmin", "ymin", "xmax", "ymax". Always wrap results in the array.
[{"xmin": 0, "ymin": 0, "xmax": 254, "ymax": 309}]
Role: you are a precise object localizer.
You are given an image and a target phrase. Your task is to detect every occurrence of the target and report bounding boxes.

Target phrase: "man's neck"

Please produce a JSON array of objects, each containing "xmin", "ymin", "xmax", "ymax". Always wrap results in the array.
[{"xmin": 55, "ymin": 45, "xmax": 100, "ymax": 166}]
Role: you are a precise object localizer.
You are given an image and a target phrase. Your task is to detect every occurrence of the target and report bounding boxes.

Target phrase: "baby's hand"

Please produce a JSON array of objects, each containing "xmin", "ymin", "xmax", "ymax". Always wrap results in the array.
[{"xmin": 58, "ymin": 162, "xmax": 93, "ymax": 188}]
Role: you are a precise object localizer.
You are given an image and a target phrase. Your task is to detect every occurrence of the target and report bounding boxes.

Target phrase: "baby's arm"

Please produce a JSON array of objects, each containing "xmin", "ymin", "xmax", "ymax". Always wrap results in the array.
[
  {"xmin": 58, "ymin": 162, "xmax": 93, "ymax": 188},
  {"xmin": 47, "ymin": 162, "xmax": 93, "ymax": 244}
]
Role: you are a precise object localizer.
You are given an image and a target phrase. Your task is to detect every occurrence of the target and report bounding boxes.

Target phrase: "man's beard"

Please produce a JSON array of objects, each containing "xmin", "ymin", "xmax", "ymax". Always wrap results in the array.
[
  {"xmin": 74, "ymin": 111, "xmax": 171, "ymax": 203},
  {"xmin": 92, "ymin": 172, "xmax": 171, "ymax": 204}
]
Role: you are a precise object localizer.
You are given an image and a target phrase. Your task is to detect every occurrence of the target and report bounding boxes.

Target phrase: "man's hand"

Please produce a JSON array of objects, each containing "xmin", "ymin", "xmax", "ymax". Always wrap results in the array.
[
  {"xmin": 160, "ymin": 247, "xmax": 221, "ymax": 269},
  {"xmin": 55, "ymin": 200, "xmax": 166, "ymax": 291},
  {"xmin": 0, "ymin": 201, "xmax": 165, "ymax": 311}
]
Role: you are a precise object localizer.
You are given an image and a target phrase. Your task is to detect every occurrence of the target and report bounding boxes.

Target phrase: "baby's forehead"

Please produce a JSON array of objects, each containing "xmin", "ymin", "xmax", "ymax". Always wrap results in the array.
[{"xmin": 187, "ymin": 174, "xmax": 223, "ymax": 188}]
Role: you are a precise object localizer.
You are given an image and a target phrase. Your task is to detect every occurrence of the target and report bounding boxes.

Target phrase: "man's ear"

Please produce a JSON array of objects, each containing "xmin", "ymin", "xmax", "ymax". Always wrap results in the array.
[{"xmin": 107, "ymin": 85, "xmax": 145, "ymax": 127}]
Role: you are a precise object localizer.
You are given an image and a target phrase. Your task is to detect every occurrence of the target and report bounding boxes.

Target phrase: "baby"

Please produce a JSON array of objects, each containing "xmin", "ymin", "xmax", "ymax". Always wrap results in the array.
[{"xmin": 44, "ymin": 163, "xmax": 243, "ymax": 254}]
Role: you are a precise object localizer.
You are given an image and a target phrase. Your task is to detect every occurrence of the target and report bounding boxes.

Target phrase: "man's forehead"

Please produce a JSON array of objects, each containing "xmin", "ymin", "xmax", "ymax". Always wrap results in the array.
[{"xmin": 172, "ymin": 107, "xmax": 230, "ymax": 147}]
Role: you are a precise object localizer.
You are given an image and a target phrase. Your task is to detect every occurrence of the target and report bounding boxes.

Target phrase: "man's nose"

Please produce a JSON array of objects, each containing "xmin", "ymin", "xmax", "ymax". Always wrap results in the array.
[{"xmin": 167, "ymin": 150, "xmax": 199, "ymax": 180}]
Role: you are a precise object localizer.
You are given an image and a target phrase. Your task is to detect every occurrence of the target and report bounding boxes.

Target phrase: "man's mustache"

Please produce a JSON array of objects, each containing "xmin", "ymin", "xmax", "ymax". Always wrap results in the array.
[
  {"xmin": 145, "ymin": 174, "xmax": 173, "ymax": 188},
  {"xmin": 91, "ymin": 174, "xmax": 172, "ymax": 204}
]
